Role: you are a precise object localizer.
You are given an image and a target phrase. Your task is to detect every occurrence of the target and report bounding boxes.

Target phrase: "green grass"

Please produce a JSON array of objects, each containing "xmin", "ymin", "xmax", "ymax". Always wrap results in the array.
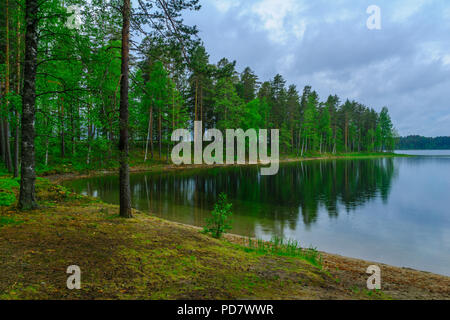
[
  {"xmin": 242, "ymin": 236, "xmax": 323, "ymax": 268},
  {"xmin": 0, "ymin": 177, "xmax": 20, "ymax": 207},
  {"xmin": 0, "ymin": 216, "xmax": 23, "ymax": 228}
]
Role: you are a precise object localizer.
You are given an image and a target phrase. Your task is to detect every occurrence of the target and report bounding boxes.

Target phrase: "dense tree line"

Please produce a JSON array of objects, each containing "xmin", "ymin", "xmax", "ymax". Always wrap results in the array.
[
  {"xmin": 0, "ymin": 0, "xmax": 396, "ymax": 213},
  {"xmin": 396, "ymin": 135, "xmax": 450, "ymax": 150}
]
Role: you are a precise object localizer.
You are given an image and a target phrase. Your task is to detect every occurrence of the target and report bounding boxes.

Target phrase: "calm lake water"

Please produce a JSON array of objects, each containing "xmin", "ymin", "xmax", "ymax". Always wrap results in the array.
[{"xmin": 65, "ymin": 151, "xmax": 450, "ymax": 276}]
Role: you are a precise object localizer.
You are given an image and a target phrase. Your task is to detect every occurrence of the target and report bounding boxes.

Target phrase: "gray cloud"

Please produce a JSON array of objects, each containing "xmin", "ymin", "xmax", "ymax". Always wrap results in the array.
[{"xmin": 184, "ymin": 0, "xmax": 450, "ymax": 136}]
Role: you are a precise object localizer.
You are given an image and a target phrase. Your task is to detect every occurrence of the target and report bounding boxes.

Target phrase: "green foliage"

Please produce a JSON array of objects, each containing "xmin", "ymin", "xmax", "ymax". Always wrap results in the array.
[
  {"xmin": 203, "ymin": 193, "xmax": 233, "ymax": 239},
  {"xmin": 245, "ymin": 236, "xmax": 322, "ymax": 268},
  {"xmin": 396, "ymin": 135, "xmax": 450, "ymax": 150},
  {"xmin": 241, "ymin": 98, "xmax": 265, "ymax": 130},
  {"xmin": 214, "ymin": 78, "xmax": 244, "ymax": 131},
  {"xmin": 279, "ymin": 123, "xmax": 292, "ymax": 151},
  {"xmin": 379, "ymin": 107, "xmax": 395, "ymax": 151},
  {"xmin": 0, "ymin": 0, "xmax": 398, "ymax": 179}
]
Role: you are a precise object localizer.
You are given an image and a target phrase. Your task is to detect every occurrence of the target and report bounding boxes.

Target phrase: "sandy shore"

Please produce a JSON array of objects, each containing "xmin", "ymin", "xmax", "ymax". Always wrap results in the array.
[{"xmin": 167, "ymin": 221, "xmax": 450, "ymax": 300}]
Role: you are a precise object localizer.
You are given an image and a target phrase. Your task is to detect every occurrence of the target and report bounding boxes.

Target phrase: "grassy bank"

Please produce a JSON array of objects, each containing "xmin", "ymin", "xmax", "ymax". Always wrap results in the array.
[{"xmin": 0, "ymin": 178, "xmax": 448, "ymax": 300}]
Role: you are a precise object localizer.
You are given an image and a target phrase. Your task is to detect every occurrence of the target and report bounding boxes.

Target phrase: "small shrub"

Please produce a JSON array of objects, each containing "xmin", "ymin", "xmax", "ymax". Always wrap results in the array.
[{"xmin": 203, "ymin": 193, "xmax": 233, "ymax": 239}]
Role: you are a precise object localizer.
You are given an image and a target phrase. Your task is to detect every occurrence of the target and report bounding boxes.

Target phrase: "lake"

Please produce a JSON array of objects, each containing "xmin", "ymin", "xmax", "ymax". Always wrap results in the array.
[{"xmin": 64, "ymin": 151, "xmax": 450, "ymax": 276}]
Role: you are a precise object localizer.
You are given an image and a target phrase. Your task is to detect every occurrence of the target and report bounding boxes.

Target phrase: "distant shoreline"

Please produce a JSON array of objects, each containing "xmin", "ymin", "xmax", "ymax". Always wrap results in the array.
[{"xmin": 47, "ymin": 152, "xmax": 410, "ymax": 183}]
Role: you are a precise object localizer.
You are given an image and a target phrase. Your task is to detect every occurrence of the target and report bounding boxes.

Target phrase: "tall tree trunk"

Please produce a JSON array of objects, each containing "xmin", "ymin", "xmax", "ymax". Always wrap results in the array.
[
  {"xmin": 171, "ymin": 89, "xmax": 175, "ymax": 163},
  {"xmin": 194, "ymin": 78, "xmax": 198, "ymax": 144},
  {"xmin": 0, "ymin": 120, "xmax": 4, "ymax": 163},
  {"xmin": 158, "ymin": 110, "xmax": 162, "ymax": 159},
  {"xmin": 14, "ymin": 17, "xmax": 21, "ymax": 177},
  {"xmin": 3, "ymin": 0, "xmax": 13, "ymax": 172},
  {"xmin": 319, "ymin": 134, "xmax": 322, "ymax": 154},
  {"xmin": 301, "ymin": 140, "xmax": 304, "ymax": 157},
  {"xmin": 2, "ymin": 120, "xmax": 12, "ymax": 171},
  {"xmin": 144, "ymin": 105, "xmax": 152, "ymax": 161},
  {"xmin": 344, "ymin": 113, "xmax": 348, "ymax": 152},
  {"xmin": 44, "ymin": 118, "xmax": 49, "ymax": 166},
  {"xmin": 45, "ymin": 139, "xmax": 49, "ymax": 165},
  {"xmin": 149, "ymin": 105, "xmax": 153, "ymax": 158},
  {"xmin": 71, "ymin": 104, "xmax": 75, "ymax": 156},
  {"xmin": 60, "ymin": 97, "xmax": 65, "ymax": 158},
  {"xmin": 119, "ymin": 0, "xmax": 132, "ymax": 218},
  {"xmin": 19, "ymin": 0, "xmax": 38, "ymax": 210},
  {"xmin": 291, "ymin": 128, "xmax": 294, "ymax": 154},
  {"xmin": 194, "ymin": 78, "xmax": 198, "ymax": 122},
  {"xmin": 86, "ymin": 105, "xmax": 93, "ymax": 165},
  {"xmin": 333, "ymin": 123, "xmax": 336, "ymax": 154},
  {"xmin": 200, "ymin": 85, "xmax": 203, "ymax": 124}
]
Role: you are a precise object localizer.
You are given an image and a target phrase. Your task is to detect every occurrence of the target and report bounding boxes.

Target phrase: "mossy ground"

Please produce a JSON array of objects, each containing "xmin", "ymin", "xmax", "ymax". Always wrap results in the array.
[{"xmin": 0, "ymin": 177, "xmax": 448, "ymax": 300}]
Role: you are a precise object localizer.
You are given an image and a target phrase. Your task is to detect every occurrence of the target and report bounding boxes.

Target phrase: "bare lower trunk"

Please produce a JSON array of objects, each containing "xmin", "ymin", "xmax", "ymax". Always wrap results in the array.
[
  {"xmin": 3, "ymin": 0, "xmax": 13, "ymax": 172},
  {"xmin": 19, "ymin": 0, "xmax": 38, "ymax": 210},
  {"xmin": 71, "ymin": 106, "xmax": 75, "ymax": 156},
  {"xmin": 44, "ymin": 137, "xmax": 48, "ymax": 166},
  {"xmin": 14, "ymin": 17, "xmax": 20, "ymax": 178},
  {"xmin": 0, "ymin": 120, "xmax": 4, "ymax": 163},
  {"xmin": 86, "ymin": 105, "xmax": 92, "ymax": 165},
  {"xmin": 144, "ymin": 105, "xmax": 153, "ymax": 161},
  {"xmin": 60, "ymin": 98, "xmax": 65, "ymax": 158},
  {"xmin": 301, "ymin": 138, "xmax": 304, "ymax": 157},
  {"xmin": 166, "ymin": 132, "xmax": 170, "ymax": 164},
  {"xmin": 150, "ymin": 106, "xmax": 154, "ymax": 158},
  {"xmin": 13, "ymin": 111, "xmax": 19, "ymax": 177},
  {"xmin": 144, "ymin": 115, "xmax": 151, "ymax": 162},
  {"xmin": 119, "ymin": 0, "xmax": 132, "ymax": 218},
  {"xmin": 158, "ymin": 111, "xmax": 162, "ymax": 159},
  {"xmin": 2, "ymin": 120, "xmax": 12, "ymax": 171},
  {"xmin": 319, "ymin": 134, "xmax": 322, "ymax": 154}
]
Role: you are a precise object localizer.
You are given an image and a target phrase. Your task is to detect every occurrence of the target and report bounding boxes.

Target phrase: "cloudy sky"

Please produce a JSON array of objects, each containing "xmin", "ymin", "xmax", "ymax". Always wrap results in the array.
[{"xmin": 183, "ymin": 0, "xmax": 450, "ymax": 137}]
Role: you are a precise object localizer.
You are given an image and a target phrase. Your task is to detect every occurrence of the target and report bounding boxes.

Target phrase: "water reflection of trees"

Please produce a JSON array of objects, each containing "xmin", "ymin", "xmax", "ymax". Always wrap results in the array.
[{"xmin": 69, "ymin": 158, "xmax": 397, "ymax": 234}]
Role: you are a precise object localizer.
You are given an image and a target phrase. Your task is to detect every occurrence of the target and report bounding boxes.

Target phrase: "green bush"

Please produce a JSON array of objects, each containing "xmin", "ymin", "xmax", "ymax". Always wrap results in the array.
[{"xmin": 203, "ymin": 193, "xmax": 233, "ymax": 239}]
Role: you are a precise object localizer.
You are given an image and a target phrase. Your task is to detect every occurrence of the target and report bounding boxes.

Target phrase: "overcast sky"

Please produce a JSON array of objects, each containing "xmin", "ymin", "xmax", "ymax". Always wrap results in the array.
[{"xmin": 182, "ymin": 0, "xmax": 450, "ymax": 137}]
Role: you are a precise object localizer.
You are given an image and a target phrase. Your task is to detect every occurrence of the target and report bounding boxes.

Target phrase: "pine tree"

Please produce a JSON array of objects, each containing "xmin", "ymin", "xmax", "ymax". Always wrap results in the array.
[{"xmin": 19, "ymin": 0, "xmax": 39, "ymax": 210}]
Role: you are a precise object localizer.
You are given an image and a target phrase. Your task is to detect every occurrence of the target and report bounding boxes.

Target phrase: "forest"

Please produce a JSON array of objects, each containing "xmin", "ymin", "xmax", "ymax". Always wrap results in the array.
[
  {"xmin": 0, "ymin": 0, "xmax": 396, "ymax": 214},
  {"xmin": 396, "ymin": 135, "xmax": 450, "ymax": 150}
]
